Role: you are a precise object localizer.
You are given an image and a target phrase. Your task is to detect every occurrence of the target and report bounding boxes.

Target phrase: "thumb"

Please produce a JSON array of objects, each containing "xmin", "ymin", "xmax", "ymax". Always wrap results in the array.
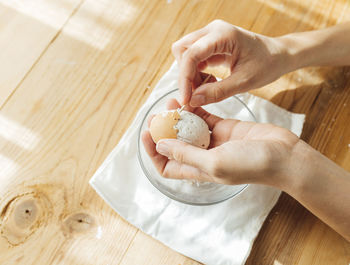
[
  {"xmin": 189, "ymin": 74, "xmax": 248, "ymax": 107},
  {"xmin": 156, "ymin": 139, "xmax": 211, "ymax": 171}
]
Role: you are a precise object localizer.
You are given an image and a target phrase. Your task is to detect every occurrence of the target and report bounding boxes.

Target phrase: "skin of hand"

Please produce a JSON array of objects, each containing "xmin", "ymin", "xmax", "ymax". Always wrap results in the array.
[
  {"xmin": 142, "ymin": 100, "xmax": 350, "ymax": 241},
  {"xmin": 173, "ymin": 20, "xmax": 350, "ymax": 107},
  {"xmin": 142, "ymin": 98, "xmax": 299, "ymax": 187},
  {"xmin": 172, "ymin": 19, "xmax": 290, "ymax": 106},
  {"xmin": 278, "ymin": 21, "xmax": 350, "ymax": 69},
  {"xmin": 154, "ymin": 21, "xmax": 350, "ymax": 240}
]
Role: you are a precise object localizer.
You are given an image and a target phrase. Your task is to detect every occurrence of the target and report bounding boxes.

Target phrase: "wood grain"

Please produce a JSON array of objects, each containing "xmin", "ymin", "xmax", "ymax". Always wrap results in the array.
[
  {"xmin": 0, "ymin": 0, "xmax": 83, "ymax": 107},
  {"xmin": 0, "ymin": 0, "xmax": 349, "ymax": 264},
  {"xmin": 119, "ymin": 232, "xmax": 200, "ymax": 265}
]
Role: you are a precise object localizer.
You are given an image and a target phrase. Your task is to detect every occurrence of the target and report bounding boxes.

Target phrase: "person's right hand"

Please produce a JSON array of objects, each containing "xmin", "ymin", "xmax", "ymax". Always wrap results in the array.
[{"xmin": 172, "ymin": 20, "xmax": 291, "ymax": 106}]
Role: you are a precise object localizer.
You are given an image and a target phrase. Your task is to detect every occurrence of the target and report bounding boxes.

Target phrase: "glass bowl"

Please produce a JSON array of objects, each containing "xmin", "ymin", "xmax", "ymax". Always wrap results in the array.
[{"xmin": 137, "ymin": 89, "xmax": 257, "ymax": 205}]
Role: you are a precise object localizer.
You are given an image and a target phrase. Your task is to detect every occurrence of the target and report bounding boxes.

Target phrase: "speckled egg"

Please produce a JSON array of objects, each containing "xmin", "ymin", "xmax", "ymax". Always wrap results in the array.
[{"xmin": 150, "ymin": 110, "xmax": 210, "ymax": 149}]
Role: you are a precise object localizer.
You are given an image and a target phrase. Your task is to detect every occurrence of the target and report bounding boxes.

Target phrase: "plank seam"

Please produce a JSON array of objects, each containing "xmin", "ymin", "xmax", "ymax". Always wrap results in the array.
[
  {"xmin": 117, "ymin": 230, "xmax": 139, "ymax": 265},
  {"xmin": 0, "ymin": 0, "xmax": 86, "ymax": 111}
]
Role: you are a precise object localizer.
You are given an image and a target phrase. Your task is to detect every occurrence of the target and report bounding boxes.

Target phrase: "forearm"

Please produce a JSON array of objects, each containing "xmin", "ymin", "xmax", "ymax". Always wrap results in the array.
[
  {"xmin": 281, "ymin": 140, "xmax": 350, "ymax": 241},
  {"xmin": 278, "ymin": 22, "xmax": 350, "ymax": 71}
]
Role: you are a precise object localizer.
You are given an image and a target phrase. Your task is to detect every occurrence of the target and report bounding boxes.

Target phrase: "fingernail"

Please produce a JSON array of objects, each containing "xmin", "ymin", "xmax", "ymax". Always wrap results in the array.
[
  {"xmin": 156, "ymin": 141, "xmax": 171, "ymax": 157},
  {"xmin": 190, "ymin": 95, "xmax": 205, "ymax": 107}
]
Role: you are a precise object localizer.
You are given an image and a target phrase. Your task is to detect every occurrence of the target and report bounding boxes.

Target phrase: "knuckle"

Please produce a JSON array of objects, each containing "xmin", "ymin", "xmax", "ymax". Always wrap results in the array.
[
  {"xmin": 211, "ymin": 19, "xmax": 224, "ymax": 26},
  {"xmin": 185, "ymin": 46, "xmax": 201, "ymax": 63},
  {"xmin": 171, "ymin": 41, "xmax": 180, "ymax": 54},
  {"xmin": 213, "ymin": 84, "xmax": 227, "ymax": 101},
  {"xmin": 228, "ymin": 25, "xmax": 237, "ymax": 35},
  {"xmin": 162, "ymin": 167, "xmax": 170, "ymax": 178},
  {"xmin": 179, "ymin": 165, "xmax": 187, "ymax": 179},
  {"xmin": 221, "ymin": 38, "xmax": 235, "ymax": 54},
  {"xmin": 172, "ymin": 148, "xmax": 185, "ymax": 163}
]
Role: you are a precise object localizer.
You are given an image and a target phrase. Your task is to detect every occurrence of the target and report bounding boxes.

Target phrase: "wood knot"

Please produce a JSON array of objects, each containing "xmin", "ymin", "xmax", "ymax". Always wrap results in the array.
[
  {"xmin": 0, "ymin": 192, "xmax": 51, "ymax": 246},
  {"xmin": 62, "ymin": 213, "xmax": 95, "ymax": 235}
]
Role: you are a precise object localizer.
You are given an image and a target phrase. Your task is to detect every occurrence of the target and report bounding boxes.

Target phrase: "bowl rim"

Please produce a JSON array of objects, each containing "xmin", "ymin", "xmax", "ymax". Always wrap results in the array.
[{"xmin": 137, "ymin": 88, "xmax": 257, "ymax": 206}]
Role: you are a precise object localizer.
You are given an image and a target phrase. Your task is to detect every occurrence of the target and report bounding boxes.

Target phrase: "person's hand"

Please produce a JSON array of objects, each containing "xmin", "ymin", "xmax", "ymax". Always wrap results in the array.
[
  {"xmin": 172, "ymin": 20, "xmax": 290, "ymax": 106},
  {"xmin": 142, "ymin": 21, "xmax": 350, "ymax": 241},
  {"xmin": 142, "ymin": 99, "xmax": 300, "ymax": 186},
  {"xmin": 142, "ymin": 99, "xmax": 350, "ymax": 240}
]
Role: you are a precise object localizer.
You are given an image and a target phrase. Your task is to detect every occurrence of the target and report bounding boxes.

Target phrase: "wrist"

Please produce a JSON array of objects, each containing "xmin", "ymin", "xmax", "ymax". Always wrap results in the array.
[
  {"xmin": 253, "ymin": 139, "xmax": 309, "ymax": 190},
  {"xmin": 280, "ymin": 140, "xmax": 346, "ymax": 198},
  {"xmin": 257, "ymin": 139, "xmax": 316, "ymax": 194},
  {"xmin": 275, "ymin": 35, "xmax": 305, "ymax": 72},
  {"xmin": 257, "ymin": 35, "xmax": 295, "ymax": 77},
  {"xmin": 279, "ymin": 139, "xmax": 350, "ymax": 241},
  {"xmin": 281, "ymin": 23, "xmax": 350, "ymax": 69},
  {"xmin": 280, "ymin": 140, "xmax": 315, "ymax": 195},
  {"xmin": 275, "ymin": 33, "xmax": 324, "ymax": 71}
]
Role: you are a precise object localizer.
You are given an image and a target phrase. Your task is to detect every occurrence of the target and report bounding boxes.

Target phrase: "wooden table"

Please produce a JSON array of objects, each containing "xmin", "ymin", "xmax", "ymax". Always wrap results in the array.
[{"xmin": 0, "ymin": 0, "xmax": 349, "ymax": 264}]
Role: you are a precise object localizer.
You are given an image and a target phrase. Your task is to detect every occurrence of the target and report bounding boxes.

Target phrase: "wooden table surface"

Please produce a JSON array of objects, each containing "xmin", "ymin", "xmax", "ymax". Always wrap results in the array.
[{"xmin": 0, "ymin": 0, "xmax": 349, "ymax": 264}]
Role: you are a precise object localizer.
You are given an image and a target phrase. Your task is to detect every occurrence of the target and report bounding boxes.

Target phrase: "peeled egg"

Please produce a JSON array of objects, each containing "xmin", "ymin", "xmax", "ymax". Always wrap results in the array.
[{"xmin": 150, "ymin": 110, "xmax": 210, "ymax": 149}]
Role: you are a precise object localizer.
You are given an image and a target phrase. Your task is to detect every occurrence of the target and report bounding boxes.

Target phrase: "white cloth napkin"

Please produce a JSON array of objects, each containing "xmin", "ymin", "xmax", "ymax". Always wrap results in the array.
[{"xmin": 90, "ymin": 62, "xmax": 305, "ymax": 265}]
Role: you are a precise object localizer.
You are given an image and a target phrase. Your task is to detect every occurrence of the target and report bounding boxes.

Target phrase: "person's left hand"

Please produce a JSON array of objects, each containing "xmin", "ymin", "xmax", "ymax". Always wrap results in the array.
[{"xmin": 142, "ymin": 98, "xmax": 300, "ymax": 186}]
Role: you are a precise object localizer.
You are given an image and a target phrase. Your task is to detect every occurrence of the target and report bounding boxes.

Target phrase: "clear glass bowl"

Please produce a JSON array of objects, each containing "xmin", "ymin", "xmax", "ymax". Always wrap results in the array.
[{"xmin": 137, "ymin": 89, "xmax": 257, "ymax": 205}]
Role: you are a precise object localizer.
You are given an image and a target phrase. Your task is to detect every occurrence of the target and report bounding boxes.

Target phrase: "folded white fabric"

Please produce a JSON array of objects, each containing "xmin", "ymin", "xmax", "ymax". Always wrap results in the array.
[{"xmin": 90, "ymin": 62, "xmax": 305, "ymax": 265}]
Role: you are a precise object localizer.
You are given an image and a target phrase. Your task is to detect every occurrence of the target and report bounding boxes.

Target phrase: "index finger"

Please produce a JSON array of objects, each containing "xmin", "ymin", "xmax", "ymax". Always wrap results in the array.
[{"xmin": 179, "ymin": 34, "xmax": 217, "ymax": 105}]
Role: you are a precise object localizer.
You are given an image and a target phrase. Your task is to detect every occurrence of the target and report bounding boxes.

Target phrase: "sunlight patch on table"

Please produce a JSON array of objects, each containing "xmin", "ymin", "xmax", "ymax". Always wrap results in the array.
[
  {"xmin": 0, "ymin": 0, "xmax": 72, "ymax": 28},
  {"xmin": 63, "ymin": 0, "xmax": 137, "ymax": 50},
  {"xmin": 87, "ymin": 0, "xmax": 138, "ymax": 24},
  {"xmin": 1, "ymin": 0, "xmax": 137, "ymax": 50},
  {"xmin": 0, "ymin": 153, "xmax": 18, "ymax": 177},
  {"xmin": 63, "ymin": 15, "xmax": 112, "ymax": 50},
  {"xmin": 0, "ymin": 114, "xmax": 40, "ymax": 150},
  {"xmin": 257, "ymin": 0, "xmax": 318, "ymax": 26},
  {"xmin": 258, "ymin": 0, "xmax": 348, "ymax": 27}
]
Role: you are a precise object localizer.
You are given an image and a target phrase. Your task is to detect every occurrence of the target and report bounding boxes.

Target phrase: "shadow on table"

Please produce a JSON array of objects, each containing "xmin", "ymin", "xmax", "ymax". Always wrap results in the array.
[
  {"xmin": 0, "ymin": 0, "xmax": 350, "ymax": 264},
  {"xmin": 270, "ymin": 66, "xmax": 350, "ymax": 145}
]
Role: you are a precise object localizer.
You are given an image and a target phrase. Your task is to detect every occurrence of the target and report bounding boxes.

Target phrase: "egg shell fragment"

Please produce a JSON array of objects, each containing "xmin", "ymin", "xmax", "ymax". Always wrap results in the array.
[{"xmin": 149, "ymin": 110, "xmax": 180, "ymax": 143}]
